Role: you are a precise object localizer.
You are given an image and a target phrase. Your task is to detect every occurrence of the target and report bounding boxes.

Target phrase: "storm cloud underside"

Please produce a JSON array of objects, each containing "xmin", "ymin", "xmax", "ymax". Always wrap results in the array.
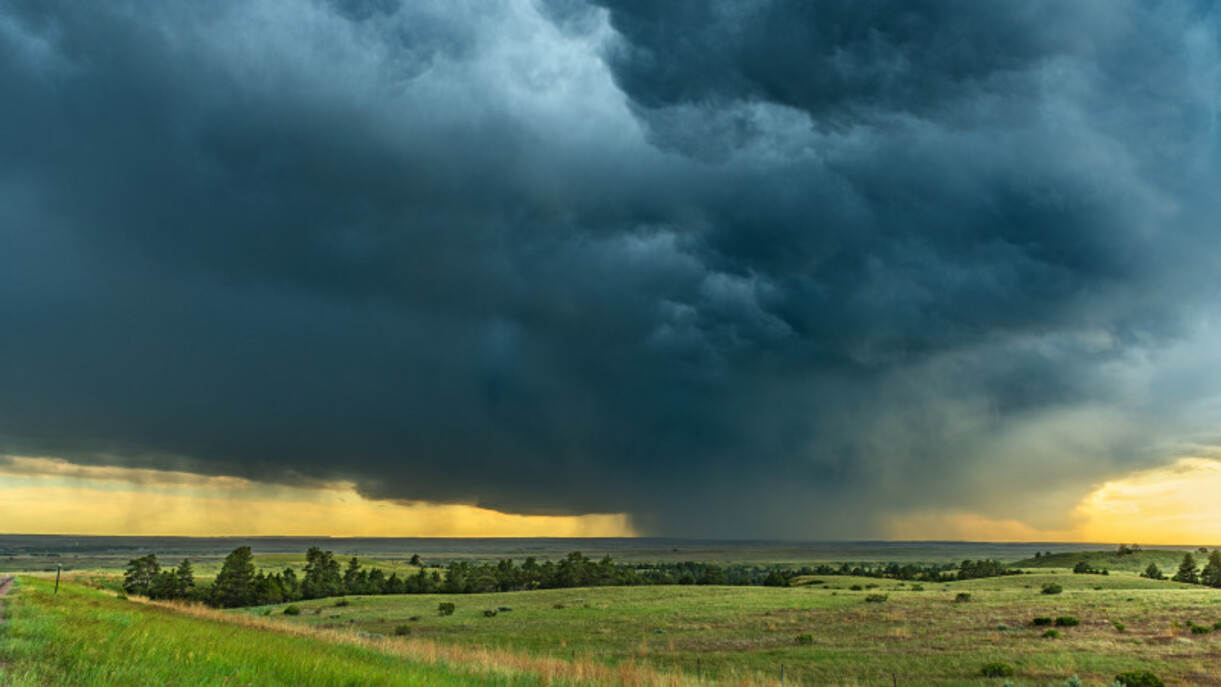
[{"xmin": 2, "ymin": 0, "xmax": 1220, "ymax": 536}]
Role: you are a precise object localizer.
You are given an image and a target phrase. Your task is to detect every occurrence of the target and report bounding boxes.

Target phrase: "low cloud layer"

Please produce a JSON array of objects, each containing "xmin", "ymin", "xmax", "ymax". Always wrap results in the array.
[{"xmin": 2, "ymin": 0, "xmax": 1219, "ymax": 537}]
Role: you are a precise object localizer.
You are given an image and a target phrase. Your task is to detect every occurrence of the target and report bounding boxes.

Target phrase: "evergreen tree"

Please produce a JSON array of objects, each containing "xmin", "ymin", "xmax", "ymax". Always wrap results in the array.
[
  {"xmin": 123, "ymin": 554, "xmax": 161, "ymax": 596},
  {"xmin": 302, "ymin": 547, "xmax": 343, "ymax": 599},
  {"xmin": 1142, "ymin": 562, "xmax": 1165, "ymax": 580},
  {"xmin": 1173, "ymin": 552, "xmax": 1200, "ymax": 584},
  {"xmin": 176, "ymin": 559, "xmax": 195, "ymax": 598},
  {"xmin": 343, "ymin": 557, "xmax": 363, "ymax": 593},
  {"xmin": 212, "ymin": 546, "xmax": 256, "ymax": 607},
  {"xmin": 1201, "ymin": 550, "xmax": 1221, "ymax": 588}
]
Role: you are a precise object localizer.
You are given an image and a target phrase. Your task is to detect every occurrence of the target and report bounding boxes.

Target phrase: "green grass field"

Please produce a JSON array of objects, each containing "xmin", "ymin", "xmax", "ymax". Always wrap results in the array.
[
  {"xmin": 211, "ymin": 570, "xmax": 1219, "ymax": 685},
  {"xmin": 0, "ymin": 578, "xmax": 540, "ymax": 686},
  {"xmin": 5, "ymin": 540, "xmax": 1221, "ymax": 685}
]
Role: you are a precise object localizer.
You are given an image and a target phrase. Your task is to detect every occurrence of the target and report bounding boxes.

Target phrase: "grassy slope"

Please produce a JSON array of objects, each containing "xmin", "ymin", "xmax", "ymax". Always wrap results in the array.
[
  {"xmin": 0, "ymin": 578, "xmax": 527, "ymax": 687},
  {"xmin": 1010, "ymin": 549, "xmax": 1192, "ymax": 574},
  {"xmin": 245, "ymin": 572, "xmax": 1221, "ymax": 686}
]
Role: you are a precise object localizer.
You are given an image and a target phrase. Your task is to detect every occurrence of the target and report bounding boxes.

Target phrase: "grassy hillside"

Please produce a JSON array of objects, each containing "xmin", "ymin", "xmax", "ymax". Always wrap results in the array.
[
  {"xmin": 8, "ymin": 564, "xmax": 1221, "ymax": 685},
  {"xmin": 240, "ymin": 571, "xmax": 1220, "ymax": 685},
  {"xmin": 1009, "ymin": 549, "xmax": 1192, "ymax": 574},
  {"xmin": 0, "ymin": 578, "xmax": 531, "ymax": 686}
]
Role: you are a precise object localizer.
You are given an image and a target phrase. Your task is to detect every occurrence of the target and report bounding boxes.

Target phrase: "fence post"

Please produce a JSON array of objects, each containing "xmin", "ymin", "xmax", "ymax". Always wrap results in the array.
[
  {"xmin": 780, "ymin": 663, "xmax": 785, "ymax": 685},
  {"xmin": 55, "ymin": 563, "xmax": 62, "ymax": 594}
]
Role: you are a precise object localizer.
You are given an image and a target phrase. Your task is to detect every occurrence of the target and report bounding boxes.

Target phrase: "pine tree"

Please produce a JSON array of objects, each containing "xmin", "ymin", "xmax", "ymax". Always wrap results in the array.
[
  {"xmin": 1201, "ymin": 550, "xmax": 1221, "ymax": 588},
  {"xmin": 212, "ymin": 546, "xmax": 256, "ymax": 607},
  {"xmin": 1142, "ymin": 562, "xmax": 1164, "ymax": 580},
  {"xmin": 302, "ymin": 547, "xmax": 342, "ymax": 599},
  {"xmin": 176, "ymin": 559, "xmax": 195, "ymax": 597},
  {"xmin": 1173, "ymin": 552, "xmax": 1199, "ymax": 584},
  {"xmin": 123, "ymin": 554, "xmax": 160, "ymax": 596}
]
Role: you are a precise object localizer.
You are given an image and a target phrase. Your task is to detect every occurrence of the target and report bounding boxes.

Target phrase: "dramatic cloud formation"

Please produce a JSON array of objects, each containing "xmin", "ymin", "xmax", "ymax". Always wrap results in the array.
[{"xmin": 1, "ymin": 0, "xmax": 1219, "ymax": 537}]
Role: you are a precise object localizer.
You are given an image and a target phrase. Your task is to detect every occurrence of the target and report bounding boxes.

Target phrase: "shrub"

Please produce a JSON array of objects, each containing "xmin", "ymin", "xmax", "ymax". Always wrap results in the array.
[
  {"xmin": 437, "ymin": 602, "xmax": 455, "ymax": 616},
  {"xmin": 1042, "ymin": 629, "xmax": 1061, "ymax": 638},
  {"xmin": 408, "ymin": 615, "xmax": 421, "ymax": 622},
  {"xmin": 553, "ymin": 603, "xmax": 567, "ymax": 609},
  {"xmin": 1191, "ymin": 624, "xmax": 1211, "ymax": 635},
  {"xmin": 1114, "ymin": 670, "xmax": 1164, "ymax": 687},
  {"xmin": 1213, "ymin": 620, "xmax": 1221, "ymax": 630},
  {"xmin": 910, "ymin": 584, "xmax": 924, "ymax": 591},
  {"xmin": 393, "ymin": 624, "xmax": 412, "ymax": 636},
  {"xmin": 483, "ymin": 609, "xmax": 498, "ymax": 617},
  {"xmin": 497, "ymin": 606, "xmax": 513, "ymax": 612},
  {"xmin": 1054, "ymin": 616, "xmax": 1080, "ymax": 627},
  {"xmin": 795, "ymin": 633, "xmax": 814, "ymax": 645},
  {"xmin": 283, "ymin": 605, "xmax": 301, "ymax": 616},
  {"xmin": 955, "ymin": 593, "xmax": 972, "ymax": 603},
  {"xmin": 1031, "ymin": 617, "xmax": 1053, "ymax": 626},
  {"xmin": 980, "ymin": 661, "xmax": 1015, "ymax": 678},
  {"xmin": 865, "ymin": 594, "xmax": 888, "ymax": 603},
  {"xmin": 1041, "ymin": 583, "xmax": 1063, "ymax": 595},
  {"xmin": 334, "ymin": 598, "xmax": 351, "ymax": 607},
  {"xmin": 1113, "ymin": 621, "xmax": 1126, "ymax": 632},
  {"xmin": 849, "ymin": 584, "xmax": 864, "ymax": 591}
]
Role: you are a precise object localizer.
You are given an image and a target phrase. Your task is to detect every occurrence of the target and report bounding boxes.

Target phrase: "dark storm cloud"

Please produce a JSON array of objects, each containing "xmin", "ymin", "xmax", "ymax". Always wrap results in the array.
[{"xmin": 1, "ymin": 0, "xmax": 1219, "ymax": 536}]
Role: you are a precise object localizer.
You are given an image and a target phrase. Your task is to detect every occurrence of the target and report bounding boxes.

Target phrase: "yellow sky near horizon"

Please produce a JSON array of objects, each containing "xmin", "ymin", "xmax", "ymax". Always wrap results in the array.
[
  {"xmin": 0, "ymin": 456, "xmax": 637, "ymax": 538},
  {"xmin": 887, "ymin": 457, "xmax": 1221, "ymax": 545},
  {"xmin": 5, "ymin": 454, "xmax": 1221, "ymax": 543}
]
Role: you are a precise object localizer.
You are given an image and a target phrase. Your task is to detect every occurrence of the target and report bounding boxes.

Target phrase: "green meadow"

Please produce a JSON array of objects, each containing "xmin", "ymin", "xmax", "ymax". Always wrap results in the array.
[
  {"xmin": 239, "ymin": 571, "xmax": 1221, "ymax": 685},
  {"xmin": 0, "ymin": 578, "xmax": 532, "ymax": 686},
  {"xmin": 4, "ymin": 543, "xmax": 1221, "ymax": 685}
]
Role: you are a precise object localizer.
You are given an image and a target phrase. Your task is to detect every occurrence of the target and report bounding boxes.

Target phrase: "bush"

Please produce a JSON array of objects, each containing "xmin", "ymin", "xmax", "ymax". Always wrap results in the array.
[
  {"xmin": 910, "ymin": 584, "xmax": 924, "ymax": 591},
  {"xmin": 334, "ymin": 598, "xmax": 351, "ymax": 607},
  {"xmin": 393, "ymin": 624, "xmax": 412, "ymax": 636},
  {"xmin": 1041, "ymin": 583, "xmax": 1063, "ymax": 595},
  {"xmin": 795, "ymin": 633, "xmax": 813, "ymax": 645},
  {"xmin": 1191, "ymin": 624, "xmax": 1211, "ymax": 635},
  {"xmin": 408, "ymin": 615, "xmax": 421, "ymax": 622},
  {"xmin": 980, "ymin": 661, "xmax": 1015, "ymax": 678},
  {"xmin": 483, "ymin": 609, "xmax": 498, "ymax": 617},
  {"xmin": 437, "ymin": 602, "xmax": 456, "ymax": 616},
  {"xmin": 1031, "ymin": 617, "xmax": 1053, "ymax": 626},
  {"xmin": 283, "ymin": 605, "xmax": 301, "ymax": 616},
  {"xmin": 1113, "ymin": 621, "xmax": 1126, "ymax": 632},
  {"xmin": 1054, "ymin": 616, "xmax": 1080, "ymax": 627},
  {"xmin": 553, "ymin": 603, "xmax": 567, "ymax": 609},
  {"xmin": 497, "ymin": 606, "xmax": 513, "ymax": 612},
  {"xmin": 1114, "ymin": 670, "xmax": 1165, "ymax": 687},
  {"xmin": 954, "ymin": 593, "xmax": 971, "ymax": 603},
  {"xmin": 864, "ymin": 594, "xmax": 888, "ymax": 603},
  {"xmin": 849, "ymin": 584, "xmax": 863, "ymax": 591},
  {"xmin": 1042, "ymin": 629, "xmax": 1061, "ymax": 638}
]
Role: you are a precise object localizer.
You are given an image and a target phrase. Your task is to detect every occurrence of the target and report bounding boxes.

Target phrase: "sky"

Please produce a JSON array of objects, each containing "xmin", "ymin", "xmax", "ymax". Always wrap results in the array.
[{"xmin": 2, "ymin": 0, "xmax": 1220, "ymax": 541}]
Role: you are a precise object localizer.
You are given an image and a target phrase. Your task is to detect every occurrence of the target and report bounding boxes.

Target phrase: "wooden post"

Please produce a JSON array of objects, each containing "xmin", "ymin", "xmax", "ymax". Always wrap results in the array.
[
  {"xmin": 780, "ymin": 663, "xmax": 786, "ymax": 685},
  {"xmin": 55, "ymin": 563, "xmax": 62, "ymax": 594},
  {"xmin": 696, "ymin": 658, "xmax": 701, "ymax": 680}
]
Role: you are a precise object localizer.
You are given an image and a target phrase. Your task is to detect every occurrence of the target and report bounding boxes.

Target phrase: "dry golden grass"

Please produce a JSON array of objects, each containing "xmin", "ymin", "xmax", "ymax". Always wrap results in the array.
[{"xmin": 138, "ymin": 597, "xmax": 780, "ymax": 686}]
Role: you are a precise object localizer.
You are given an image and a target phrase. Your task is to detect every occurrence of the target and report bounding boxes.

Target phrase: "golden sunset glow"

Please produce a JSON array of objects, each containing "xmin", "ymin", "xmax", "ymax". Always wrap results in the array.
[
  {"xmin": 888, "ymin": 457, "xmax": 1221, "ymax": 545},
  {"xmin": 0, "ymin": 456, "xmax": 637, "ymax": 538}
]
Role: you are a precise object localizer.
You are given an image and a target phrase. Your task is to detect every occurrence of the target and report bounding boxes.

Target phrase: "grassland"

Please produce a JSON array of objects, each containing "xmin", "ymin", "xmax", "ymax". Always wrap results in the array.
[
  {"xmin": 5, "ymin": 539, "xmax": 1221, "ymax": 685},
  {"xmin": 208, "ymin": 569, "xmax": 1219, "ymax": 686},
  {"xmin": 0, "ymin": 578, "xmax": 539, "ymax": 686}
]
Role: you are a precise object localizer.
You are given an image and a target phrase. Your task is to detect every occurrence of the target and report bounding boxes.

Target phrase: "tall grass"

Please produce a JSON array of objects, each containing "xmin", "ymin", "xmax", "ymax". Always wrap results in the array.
[{"xmin": 0, "ymin": 578, "xmax": 517, "ymax": 686}]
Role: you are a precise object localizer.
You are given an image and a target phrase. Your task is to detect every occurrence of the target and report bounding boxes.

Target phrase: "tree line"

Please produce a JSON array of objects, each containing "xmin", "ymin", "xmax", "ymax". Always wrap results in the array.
[
  {"xmin": 1143, "ymin": 550, "xmax": 1221, "ymax": 587},
  {"xmin": 123, "ymin": 547, "xmax": 1024, "ymax": 609}
]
